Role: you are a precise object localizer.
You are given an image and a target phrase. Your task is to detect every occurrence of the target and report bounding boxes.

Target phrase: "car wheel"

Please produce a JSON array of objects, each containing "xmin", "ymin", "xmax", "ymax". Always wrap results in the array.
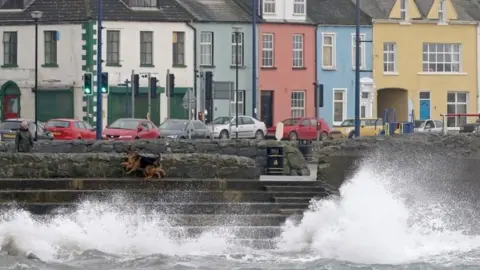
[
  {"xmin": 288, "ymin": 131, "xmax": 298, "ymax": 141},
  {"xmin": 135, "ymin": 136, "xmax": 140, "ymax": 140},
  {"xmin": 320, "ymin": 132, "xmax": 328, "ymax": 141},
  {"xmin": 254, "ymin": 130, "xmax": 264, "ymax": 140},
  {"xmin": 219, "ymin": 130, "xmax": 229, "ymax": 139},
  {"xmin": 77, "ymin": 137, "xmax": 82, "ymax": 140}
]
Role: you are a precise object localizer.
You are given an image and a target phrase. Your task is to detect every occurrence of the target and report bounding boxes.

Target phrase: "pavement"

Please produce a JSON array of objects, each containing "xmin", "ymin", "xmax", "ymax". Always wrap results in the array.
[{"xmin": 259, "ymin": 163, "xmax": 317, "ymax": 182}]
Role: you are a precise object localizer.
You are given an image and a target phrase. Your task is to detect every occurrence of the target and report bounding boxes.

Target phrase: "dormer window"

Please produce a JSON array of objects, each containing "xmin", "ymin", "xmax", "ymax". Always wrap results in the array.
[
  {"xmin": 400, "ymin": 0, "xmax": 407, "ymax": 20},
  {"xmin": 293, "ymin": 0, "xmax": 305, "ymax": 15},
  {"xmin": 438, "ymin": 0, "xmax": 445, "ymax": 22},
  {"xmin": 263, "ymin": 0, "xmax": 275, "ymax": 14},
  {"xmin": 129, "ymin": 0, "xmax": 157, "ymax": 8}
]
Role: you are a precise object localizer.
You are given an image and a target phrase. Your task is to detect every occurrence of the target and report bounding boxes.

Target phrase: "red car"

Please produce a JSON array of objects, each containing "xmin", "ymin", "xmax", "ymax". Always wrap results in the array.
[
  {"xmin": 266, "ymin": 117, "xmax": 330, "ymax": 141},
  {"xmin": 45, "ymin": 118, "xmax": 96, "ymax": 140},
  {"xmin": 102, "ymin": 118, "xmax": 160, "ymax": 140}
]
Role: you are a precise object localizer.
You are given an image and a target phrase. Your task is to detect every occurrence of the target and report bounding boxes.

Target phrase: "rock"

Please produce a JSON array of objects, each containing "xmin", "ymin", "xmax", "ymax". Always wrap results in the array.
[
  {"xmin": 0, "ymin": 153, "xmax": 259, "ymax": 179},
  {"xmin": 0, "ymin": 139, "xmax": 309, "ymax": 176}
]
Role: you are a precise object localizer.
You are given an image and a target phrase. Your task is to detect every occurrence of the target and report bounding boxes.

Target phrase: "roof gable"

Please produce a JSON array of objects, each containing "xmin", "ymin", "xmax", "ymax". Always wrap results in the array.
[
  {"xmin": 427, "ymin": 0, "xmax": 458, "ymax": 20},
  {"xmin": 388, "ymin": 0, "xmax": 422, "ymax": 19}
]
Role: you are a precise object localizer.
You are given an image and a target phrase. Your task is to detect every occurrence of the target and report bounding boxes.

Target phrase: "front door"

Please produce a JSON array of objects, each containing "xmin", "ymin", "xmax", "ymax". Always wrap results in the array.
[
  {"xmin": 3, "ymin": 95, "xmax": 20, "ymax": 120},
  {"xmin": 261, "ymin": 91, "xmax": 273, "ymax": 127},
  {"xmin": 419, "ymin": 92, "xmax": 430, "ymax": 120}
]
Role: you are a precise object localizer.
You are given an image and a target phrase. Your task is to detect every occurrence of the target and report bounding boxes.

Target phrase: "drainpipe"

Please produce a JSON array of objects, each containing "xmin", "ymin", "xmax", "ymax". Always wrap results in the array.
[
  {"xmin": 186, "ymin": 21, "xmax": 198, "ymax": 118},
  {"xmin": 314, "ymin": 26, "xmax": 318, "ymax": 118},
  {"xmin": 477, "ymin": 23, "xmax": 480, "ymax": 113}
]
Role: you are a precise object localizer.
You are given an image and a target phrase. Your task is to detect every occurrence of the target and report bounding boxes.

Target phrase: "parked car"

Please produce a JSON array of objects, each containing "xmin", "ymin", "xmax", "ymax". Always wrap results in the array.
[
  {"xmin": 209, "ymin": 116, "xmax": 266, "ymax": 139},
  {"xmin": 0, "ymin": 118, "xmax": 53, "ymax": 141},
  {"xmin": 45, "ymin": 118, "xmax": 96, "ymax": 140},
  {"xmin": 266, "ymin": 117, "xmax": 330, "ymax": 141},
  {"xmin": 330, "ymin": 118, "xmax": 383, "ymax": 138},
  {"xmin": 102, "ymin": 118, "xmax": 160, "ymax": 140},
  {"xmin": 414, "ymin": 119, "xmax": 443, "ymax": 133},
  {"xmin": 159, "ymin": 119, "xmax": 212, "ymax": 139}
]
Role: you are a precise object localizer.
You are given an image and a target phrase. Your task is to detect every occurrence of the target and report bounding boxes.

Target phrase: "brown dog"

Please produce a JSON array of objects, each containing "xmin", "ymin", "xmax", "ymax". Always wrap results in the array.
[
  {"xmin": 121, "ymin": 152, "xmax": 141, "ymax": 174},
  {"xmin": 144, "ymin": 160, "xmax": 166, "ymax": 179}
]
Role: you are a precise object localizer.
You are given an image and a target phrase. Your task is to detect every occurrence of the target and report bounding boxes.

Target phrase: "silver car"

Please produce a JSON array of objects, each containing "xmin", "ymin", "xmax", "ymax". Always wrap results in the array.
[
  {"xmin": 414, "ymin": 119, "xmax": 443, "ymax": 133},
  {"xmin": 209, "ymin": 116, "xmax": 267, "ymax": 139}
]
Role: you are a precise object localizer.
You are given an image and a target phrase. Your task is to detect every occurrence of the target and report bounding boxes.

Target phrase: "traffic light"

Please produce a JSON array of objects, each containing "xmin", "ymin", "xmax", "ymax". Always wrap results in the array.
[
  {"xmin": 205, "ymin": 71, "xmax": 213, "ymax": 100},
  {"xmin": 101, "ymin": 72, "xmax": 109, "ymax": 94},
  {"xmin": 83, "ymin": 72, "xmax": 93, "ymax": 95},
  {"xmin": 168, "ymin": 74, "xmax": 175, "ymax": 96},
  {"xmin": 150, "ymin": 77, "xmax": 158, "ymax": 98},
  {"xmin": 133, "ymin": 74, "xmax": 140, "ymax": 96}
]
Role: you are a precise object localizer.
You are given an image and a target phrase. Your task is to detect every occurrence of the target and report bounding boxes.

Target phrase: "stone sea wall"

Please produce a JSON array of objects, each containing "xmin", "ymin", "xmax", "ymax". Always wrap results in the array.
[
  {"xmin": 312, "ymin": 134, "xmax": 480, "ymax": 189},
  {"xmin": 0, "ymin": 153, "xmax": 258, "ymax": 179},
  {"xmin": 0, "ymin": 140, "xmax": 309, "ymax": 176}
]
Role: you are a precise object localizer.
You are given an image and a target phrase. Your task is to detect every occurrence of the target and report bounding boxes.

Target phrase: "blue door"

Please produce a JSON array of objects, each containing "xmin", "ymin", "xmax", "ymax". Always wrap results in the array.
[{"xmin": 419, "ymin": 100, "xmax": 430, "ymax": 120}]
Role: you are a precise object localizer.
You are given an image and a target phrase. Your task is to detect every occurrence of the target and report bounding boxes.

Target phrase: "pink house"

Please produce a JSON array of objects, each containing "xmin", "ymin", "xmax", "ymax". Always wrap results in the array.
[{"xmin": 257, "ymin": 0, "xmax": 316, "ymax": 127}]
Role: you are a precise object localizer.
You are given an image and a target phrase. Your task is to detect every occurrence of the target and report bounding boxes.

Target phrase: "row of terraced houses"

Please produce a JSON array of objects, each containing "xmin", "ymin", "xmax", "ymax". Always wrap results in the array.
[{"xmin": 0, "ymin": 0, "xmax": 479, "ymax": 128}]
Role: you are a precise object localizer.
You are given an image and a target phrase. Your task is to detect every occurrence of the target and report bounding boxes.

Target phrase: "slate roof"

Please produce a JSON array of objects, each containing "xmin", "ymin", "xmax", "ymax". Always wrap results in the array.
[
  {"xmin": 0, "ymin": 0, "xmax": 89, "ymax": 24},
  {"xmin": 355, "ymin": 0, "xmax": 480, "ymax": 21},
  {"xmin": 175, "ymin": 0, "xmax": 252, "ymax": 22},
  {"xmin": 307, "ymin": 0, "xmax": 371, "ymax": 25},
  {"xmin": 229, "ymin": 0, "xmax": 262, "ymax": 21}
]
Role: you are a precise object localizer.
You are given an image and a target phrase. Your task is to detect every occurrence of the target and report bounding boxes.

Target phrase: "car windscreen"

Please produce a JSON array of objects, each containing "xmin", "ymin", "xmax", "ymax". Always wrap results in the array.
[
  {"xmin": 212, "ymin": 117, "xmax": 231, "ymax": 125},
  {"xmin": 160, "ymin": 120, "xmax": 189, "ymax": 130},
  {"xmin": 340, "ymin": 119, "xmax": 355, "ymax": 127},
  {"xmin": 0, "ymin": 121, "xmax": 21, "ymax": 130},
  {"xmin": 414, "ymin": 121, "xmax": 424, "ymax": 128},
  {"xmin": 282, "ymin": 118, "xmax": 300, "ymax": 126},
  {"xmin": 108, "ymin": 119, "xmax": 141, "ymax": 129},
  {"xmin": 46, "ymin": 120, "xmax": 70, "ymax": 128}
]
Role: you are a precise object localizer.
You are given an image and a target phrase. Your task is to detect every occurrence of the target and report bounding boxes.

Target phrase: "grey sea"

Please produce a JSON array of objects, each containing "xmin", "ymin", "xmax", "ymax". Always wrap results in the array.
[{"xmin": 1, "ymin": 163, "xmax": 479, "ymax": 270}]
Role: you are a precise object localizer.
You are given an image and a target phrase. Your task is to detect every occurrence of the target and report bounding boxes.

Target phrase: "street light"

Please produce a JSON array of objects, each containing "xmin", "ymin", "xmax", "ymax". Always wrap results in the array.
[
  {"xmin": 232, "ymin": 26, "xmax": 242, "ymax": 140},
  {"xmin": 31, "ymin": 10, "xmax": 43, "ymax": 141}
]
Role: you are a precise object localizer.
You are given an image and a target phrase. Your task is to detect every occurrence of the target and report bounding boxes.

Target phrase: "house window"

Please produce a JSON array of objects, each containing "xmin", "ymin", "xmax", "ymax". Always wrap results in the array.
[
  {"xmin": 447, "ymin": 92, "xmax": 468, "ymax": 127},
  {"xmin": 291, "ymin": 91, "xmax": 305, "ymax": 117},
  {"xmin": 263, "ymin": 0, "xmax": 275, "ymax": 13},
  {"xmin": 360, "ymin": 92, "xmax": 369, "ymax": 118},
  {"xmin": 262, "ymin": 33, "xmax": 274, "ymax": 67},
  {"xmin": 322, "ymin": 33, "xmax": 335, "ymax": 69},
  {"xmin": 200, "ymin": 31, "xmax": 213, "ymax": 66},
  {"xmin": 231, "ymin": 32, "xmax": 244, "ymax": 66},
  {"xmin": 351, "ymin": 34, "xmax": 365, "ymax": 69},
  {"xmin": 3, "ymin": 32, "xmax": 17, "ymax": 66},
  {"xmin": 44, "ymin": 31, "xmax": 57, "ymax": 65},
  {"xmin": 293, "ymin": 0, "xmax": 305, "ymax": 15},
  {"xmin": 230, "ymin": 90, "xmax": 245, "ymax": 116},
  {"xmin": 333, "ymin": 89, "xmax": 346, "ymax": 124},
  {"xmin": 438, "ymin": 0, "xmax": 445, "ymax": 21},
  {"xmin": 129, "ymin": 0, "xmax": 157, "ymax": 7},
  {"xmin": 173, "ymin": 31, "xmax": 185, "ymax": 66},
  {"xmin": 422, "ymin": 43, "xmax": 461, "ymax": 72},
  {"xmin": 400, "ymin": 0, "xmax": 407, "ymax": 20},
  {"xmin": 106, "ymin": 30, "xmax": 120, "ymax": 65},
  {"xmin": 383, "ymin": 42, "xmax": 396, "ymax": 73},
  {"xmin": 140, "ymin": 31, "xmax": 153, "ymax": 66},
  {"xmin": 292, "ymin": 34, "xmax": 304, "ymax": 68}
]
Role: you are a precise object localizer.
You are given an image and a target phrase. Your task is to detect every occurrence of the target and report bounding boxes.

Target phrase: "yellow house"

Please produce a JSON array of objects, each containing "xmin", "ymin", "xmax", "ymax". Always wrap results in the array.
[{"xmin": 357, "ymin": 0, "xmax": 479, "ymax": 128}]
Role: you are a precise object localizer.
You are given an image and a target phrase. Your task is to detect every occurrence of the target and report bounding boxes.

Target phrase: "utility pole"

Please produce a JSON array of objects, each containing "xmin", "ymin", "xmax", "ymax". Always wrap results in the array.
[
  {"xmin": 147, "ymin": 72, "xmax": 151, "ymax": 117},
  {"xmin": 131, "ymin": 70, "xmax": 135, "ymax": 118},
  {"xmin": 96, "ymin": 0, "xmax": 103, "ymax": 139},
  {"xmin": 166, "ymin": 69, "xmax": 170, "ymax": 119}
]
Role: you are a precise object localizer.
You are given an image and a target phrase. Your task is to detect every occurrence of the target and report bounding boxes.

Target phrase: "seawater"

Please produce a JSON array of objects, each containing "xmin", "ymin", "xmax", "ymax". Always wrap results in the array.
[{"xmin": 0, "ymin": 161, "xmax": 479, "ymax": 269}]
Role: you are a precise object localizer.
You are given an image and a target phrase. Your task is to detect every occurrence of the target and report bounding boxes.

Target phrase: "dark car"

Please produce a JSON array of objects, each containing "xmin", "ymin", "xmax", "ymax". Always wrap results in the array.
[
  {"xmin": 0, "ymin": 118, "xmax": 53, "ymax": 141},
  {"xmin": 159, "ymin": 119, "xmax": 212, "ymax": 139}
]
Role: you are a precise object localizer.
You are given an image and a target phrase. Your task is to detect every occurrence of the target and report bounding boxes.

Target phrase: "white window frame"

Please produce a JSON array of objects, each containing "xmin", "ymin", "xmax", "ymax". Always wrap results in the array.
[
  {"xmin": 263, "ymin": 0, "xmax": 275, "ymax": 14},
  {"xmin": 321, "ymin": 32, "xmax": 336, "ymax": 69},
  {"xmin": 292, "ymin": 34, "xmax": 304, "ymax": 68},
  {"xmin": 422, "ymin": 43, "xmax": 461, "ymax": 73},
  {"xmin": 383, "ymin": 42, "xmax": 396, "ymax": 73},
  {"xmin": 230, "ymin": 90, "xmax": 245, "ymax": 116},
  {"xmin": 351, "ymin": 33, "xmax": 366, "ymax": 69},
  {"xmin": 231, "ymin": 32, "xmax": 244, "ymax": 66},
  {"xmin": 438, "ymin": 0, "xmax": 446, "ymax": 22},
  {"xmin": 447, "ymin": 92, "xmax": 468, "ymax": 128},
  {"xmin": 400, "ymin": 0, "xmax": 407, "ymax": 20},
  {"xmin": 262, "ymin": 33, "xmax": 274, "ymax": 67},
  {"xmin": 291, "ymin": 91, "xmax": 305, "ymax": 117},
  {"xmin": 333, "ymin": 89, "xmax": 347, "ymax": 125},
  {"xmin": 199, "ymin": 31, "xmax": 213, "ymax": 66},
  {"xmin": 293, "ymin": 0, "xmax": 305, "ymax": 15}
]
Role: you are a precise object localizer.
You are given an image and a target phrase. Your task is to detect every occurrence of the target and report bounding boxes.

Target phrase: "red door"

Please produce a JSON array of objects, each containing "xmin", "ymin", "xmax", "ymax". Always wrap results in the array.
[{"xmin": 4, "ymin": 95, "xmax": 20, "ymax": 120}]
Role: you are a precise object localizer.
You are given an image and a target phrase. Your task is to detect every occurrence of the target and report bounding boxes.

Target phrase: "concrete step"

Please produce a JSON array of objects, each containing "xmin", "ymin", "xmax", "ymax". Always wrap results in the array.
[
  {"xmin": 230, "ymin": 239, "xmax": 277, "ymax": 250},
  {"xmin": 0, "ymin": 202, "xmax": 310, "ymax": 215},
  {"xmin": 155, "ymin": 214, "xmax": 300, "ymax": 226},
  {"xmin": 0, "ymin": 190, "xmax": 279, "ymax": 203},
  {"xmin": 144, "ymin": 226, "xmax": 282, "ymax": 239},
  {"xmin": 274, "ymin": 197, "xmax": 313, "ymax": 204},
  {"xmin": 0, "ymin": 179, "xmax": 323, "ymax": 191},
  {"xmin": 265, "ymin": 185, "xmax": 327, "ymax": 193},
  {"xmin": 279, "ymin": 208, "xmax": 308, "ymax": 216}
]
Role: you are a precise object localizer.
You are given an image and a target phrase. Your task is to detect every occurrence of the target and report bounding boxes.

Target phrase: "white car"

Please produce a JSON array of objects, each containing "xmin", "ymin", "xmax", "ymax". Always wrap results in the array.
[
  {"xmin": 414, "ymin": 119, "xmax": 443, "ymax": 133},
  {"xmin": 209, "ymin": 116, "xmax": 267, "ymax": 139}
]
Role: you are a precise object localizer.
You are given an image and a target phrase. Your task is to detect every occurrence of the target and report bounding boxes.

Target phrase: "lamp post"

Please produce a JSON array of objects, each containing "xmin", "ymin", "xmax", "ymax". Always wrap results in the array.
[
  {"xmin": 354, "ymin": 0, "xmax": 361, "ymax": 137},
  {"xmin": 31, "ymin": 10, "xmax": 43, "ymax": 141},
  {"xmin": 233, "ymin": 26, "xmax": 242, "ymax": 140}
]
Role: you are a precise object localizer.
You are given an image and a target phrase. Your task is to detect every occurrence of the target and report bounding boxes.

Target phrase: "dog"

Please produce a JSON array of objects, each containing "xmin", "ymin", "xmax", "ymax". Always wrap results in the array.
[
  {"xmin": 121, "ymin": 151, "xmax": 166, "ymax": 179},
  {"xmin": 144, "ymin": 160, "xmax": 166, "ymax": 179},
  {"xmin": 121, "ymin": 151, "xmax": 141, "ymax": 174}
]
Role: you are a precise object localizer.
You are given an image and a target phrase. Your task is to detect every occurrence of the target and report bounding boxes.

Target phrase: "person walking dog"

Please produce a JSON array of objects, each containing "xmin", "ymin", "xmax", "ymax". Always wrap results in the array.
[{"xmin": 15, "ymin": 120, "xmax": 34, "ymax": 153}]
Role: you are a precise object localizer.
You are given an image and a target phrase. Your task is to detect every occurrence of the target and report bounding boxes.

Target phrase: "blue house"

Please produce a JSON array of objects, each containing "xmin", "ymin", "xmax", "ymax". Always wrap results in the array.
[{"xmin": 308, "ymin": 0, "xmax": 373, "ymax": 127}]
